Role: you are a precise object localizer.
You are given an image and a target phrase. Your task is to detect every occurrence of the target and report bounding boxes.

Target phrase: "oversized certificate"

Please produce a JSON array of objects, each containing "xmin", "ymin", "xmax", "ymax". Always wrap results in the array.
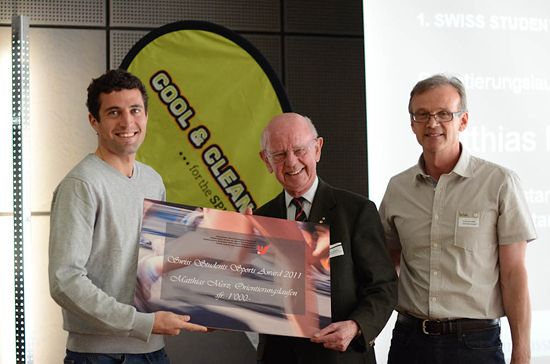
[{"xmin": 135, "ymin": 199, "xmax": 331, "ymax": 338}]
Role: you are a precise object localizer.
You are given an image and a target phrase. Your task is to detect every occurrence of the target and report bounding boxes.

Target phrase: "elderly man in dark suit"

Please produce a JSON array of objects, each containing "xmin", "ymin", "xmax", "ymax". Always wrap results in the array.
[{"xmin": 254, "ymin": 112, "xmax": 397, "ymax": 364}]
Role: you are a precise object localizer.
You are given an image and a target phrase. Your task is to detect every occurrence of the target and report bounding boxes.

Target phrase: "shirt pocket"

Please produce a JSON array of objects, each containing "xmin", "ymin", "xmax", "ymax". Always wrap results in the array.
[{"xmin": 453, "ymin": 210, "xmax": 497, "ymax": 251}]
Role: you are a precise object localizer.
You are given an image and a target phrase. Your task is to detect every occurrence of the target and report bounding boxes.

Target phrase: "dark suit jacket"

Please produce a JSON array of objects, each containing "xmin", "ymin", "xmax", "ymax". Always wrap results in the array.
[{"xmin": 255, "ymin": 179, "xmax": 397, "ymax": 364}]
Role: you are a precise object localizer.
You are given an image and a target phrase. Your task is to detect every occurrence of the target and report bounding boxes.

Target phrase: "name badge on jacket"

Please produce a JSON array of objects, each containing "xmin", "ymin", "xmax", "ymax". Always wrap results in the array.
[{"xmin": 329, "ymin": 242, "xmax": 344, "ymax": 258}]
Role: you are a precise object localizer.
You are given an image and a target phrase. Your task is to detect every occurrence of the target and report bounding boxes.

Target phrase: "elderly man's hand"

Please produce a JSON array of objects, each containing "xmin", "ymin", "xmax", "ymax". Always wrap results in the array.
[{"xmin": 310, "ymin": 320, "xmax": 360, "ymax": 352}]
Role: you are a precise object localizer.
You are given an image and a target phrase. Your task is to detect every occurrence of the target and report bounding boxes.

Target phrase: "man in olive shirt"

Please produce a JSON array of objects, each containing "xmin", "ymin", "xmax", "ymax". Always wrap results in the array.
[{"xmin": 380, "ymin": 74, "xmax": 536, "ymax": 364}]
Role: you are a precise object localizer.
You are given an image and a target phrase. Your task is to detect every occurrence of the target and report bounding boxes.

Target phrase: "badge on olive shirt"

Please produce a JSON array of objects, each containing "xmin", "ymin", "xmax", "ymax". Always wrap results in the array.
[{"xmin": 457, "ymin": 211, "xmax": 480, "ymax": 228}]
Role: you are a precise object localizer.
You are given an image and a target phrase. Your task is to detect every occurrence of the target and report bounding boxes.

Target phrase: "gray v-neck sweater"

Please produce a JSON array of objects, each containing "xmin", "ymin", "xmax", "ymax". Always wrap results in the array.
[{"xmin": 49, "ymin": 154, "xmax": 166, "ymax": 353}]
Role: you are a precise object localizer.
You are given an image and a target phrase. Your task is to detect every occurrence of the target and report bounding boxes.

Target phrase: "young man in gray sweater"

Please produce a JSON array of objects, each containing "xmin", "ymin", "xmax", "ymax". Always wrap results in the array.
[{"xmin": 49, "ymin": 69, "xmax": 207, "ymax": 363}]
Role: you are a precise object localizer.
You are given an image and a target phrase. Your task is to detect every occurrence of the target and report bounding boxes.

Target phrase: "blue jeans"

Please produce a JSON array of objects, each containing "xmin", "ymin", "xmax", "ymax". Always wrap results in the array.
[
  {"xmin": 388, "ymin": 320, "xmax": 505, "ymax": 364},
  {"xmin": 64, "ymin": 348, "xmax": 170, "ymax": 364}
]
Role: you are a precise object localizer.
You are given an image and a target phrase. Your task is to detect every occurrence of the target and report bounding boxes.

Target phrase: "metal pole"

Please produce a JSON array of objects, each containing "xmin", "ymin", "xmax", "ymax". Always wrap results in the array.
[{"xmin": 12, "ymin": 15, "xmax": 30, "ymax": 364}]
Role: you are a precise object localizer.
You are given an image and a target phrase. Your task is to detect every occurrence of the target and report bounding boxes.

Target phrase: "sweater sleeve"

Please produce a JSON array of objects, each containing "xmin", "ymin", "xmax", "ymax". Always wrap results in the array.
[{"xmin": 48, "ymin": 177, "xmax": 154, "ymax": 341}]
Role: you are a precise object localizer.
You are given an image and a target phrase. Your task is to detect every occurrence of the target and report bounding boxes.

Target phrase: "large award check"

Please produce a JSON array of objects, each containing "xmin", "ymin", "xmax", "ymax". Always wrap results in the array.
[{"xmin": 135, "ymin": 199, "xmax": 331, "ymax": 338}]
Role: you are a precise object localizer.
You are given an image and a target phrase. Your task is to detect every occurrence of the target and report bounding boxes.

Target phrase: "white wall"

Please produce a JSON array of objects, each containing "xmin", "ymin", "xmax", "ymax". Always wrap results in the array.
[{"xmin": 0, "ymin": 26, "xmax": 105, "ymax": 363}]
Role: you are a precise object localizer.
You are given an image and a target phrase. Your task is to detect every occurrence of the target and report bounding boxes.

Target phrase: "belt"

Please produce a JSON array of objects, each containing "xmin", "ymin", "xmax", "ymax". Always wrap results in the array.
[{"xmin": 397, "ymin": 312, "xmax": 500, "ymax": 336}]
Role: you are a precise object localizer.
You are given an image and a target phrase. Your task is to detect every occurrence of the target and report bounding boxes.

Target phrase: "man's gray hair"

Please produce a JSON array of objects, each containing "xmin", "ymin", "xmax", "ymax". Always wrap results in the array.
[
  {"xmin": 408, "ymin": 74, "xmax": 468, "ymax": 113},
  {"xmin": 260, "ymin": 114, "xmax": 319, "ymax": 151}
]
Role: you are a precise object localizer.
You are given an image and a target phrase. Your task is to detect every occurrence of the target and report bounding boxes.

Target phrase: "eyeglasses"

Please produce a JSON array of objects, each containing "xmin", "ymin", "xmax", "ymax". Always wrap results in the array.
[
  {"xmin": 410, "ymin": 110, "xmax": 463, "ymax": 123},
  {"xmin": 265, "ymin": 138, "xmax": 318, "ymax": 164}
]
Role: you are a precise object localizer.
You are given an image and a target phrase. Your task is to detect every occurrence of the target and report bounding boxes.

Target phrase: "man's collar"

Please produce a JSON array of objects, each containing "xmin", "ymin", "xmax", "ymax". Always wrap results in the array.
[
  {"xmin": 284, "ymin": 177, "xmax": 319, "ymax": 207},
  {"xmin": 451, "ymin": 146, "xmax": 473, "ymax": 177},
  {"xmin": 414, "ymin": 143, "xmax": 473, "ymax": 182}
]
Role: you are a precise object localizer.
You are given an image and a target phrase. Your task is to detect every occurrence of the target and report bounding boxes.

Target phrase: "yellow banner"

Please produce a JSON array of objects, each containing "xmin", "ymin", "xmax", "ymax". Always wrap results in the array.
[{"xmin": 121, "ymin": 21, "xmax": 290, "ymax": 212}]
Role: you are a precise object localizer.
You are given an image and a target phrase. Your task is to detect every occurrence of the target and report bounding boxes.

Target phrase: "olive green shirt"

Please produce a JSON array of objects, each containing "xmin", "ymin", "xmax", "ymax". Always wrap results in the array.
[{"xmin": 380, "ymin": 148, "xmax": 536, "ymax": 319}]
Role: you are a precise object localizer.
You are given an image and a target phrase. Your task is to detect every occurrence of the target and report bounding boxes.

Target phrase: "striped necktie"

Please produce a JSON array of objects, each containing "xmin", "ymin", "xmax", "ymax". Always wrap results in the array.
[{"xmin": 291, "ymin": 197, "xmax": 307, "ymax": 222}]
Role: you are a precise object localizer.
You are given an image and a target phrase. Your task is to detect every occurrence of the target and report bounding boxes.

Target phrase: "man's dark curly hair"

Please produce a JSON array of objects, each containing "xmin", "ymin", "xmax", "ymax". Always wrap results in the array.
[{"xmin": 86, "ymin": 69, "xmax": 148, "ymax": 121}]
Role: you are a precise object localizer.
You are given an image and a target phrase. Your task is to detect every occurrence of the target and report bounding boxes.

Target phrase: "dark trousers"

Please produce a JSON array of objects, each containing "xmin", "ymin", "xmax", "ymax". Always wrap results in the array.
[
  {"xmin": 64, "ymin": 348, "xmax": 170, "ymax": 364},
  {"xmin": 388, "ymin": 320, "xmax": 505, "ymax": 364},
  {"xmin": 258, "ymin": 334, "xmax": 374, "ymax": 364}
]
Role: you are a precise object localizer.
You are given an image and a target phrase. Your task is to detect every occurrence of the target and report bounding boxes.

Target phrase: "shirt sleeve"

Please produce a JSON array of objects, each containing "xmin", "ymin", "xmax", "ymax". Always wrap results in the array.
[
  {"xmin": 379, "ymin": 183, "xmax": 402, "ymax": 251},
  {"xmin": 497, "ymin": 171, "xmax": 537, "ymax": 245}
]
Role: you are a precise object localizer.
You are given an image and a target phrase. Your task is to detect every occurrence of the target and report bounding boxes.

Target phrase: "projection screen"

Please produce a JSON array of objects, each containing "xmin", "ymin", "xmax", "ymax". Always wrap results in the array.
[{"xmin": 365, "ymin": 1, "xmax": 550, "ymax": 362}]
